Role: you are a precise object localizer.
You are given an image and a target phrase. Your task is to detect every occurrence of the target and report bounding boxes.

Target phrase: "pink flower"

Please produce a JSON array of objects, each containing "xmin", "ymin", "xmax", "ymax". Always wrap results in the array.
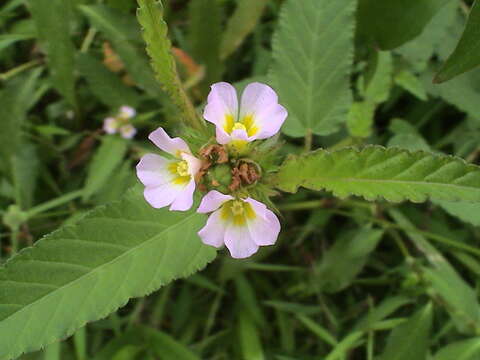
[
  {"xmin": 203, "ymin": 82, "xmax": 287, "ymax": 145},
  {"xmin": 136, "ymin": 127, "xmax": 202, "ymax": 211},
  {"xmin": 103, "ymin": 117, "xmax": 118, "ymax": 134},
  {"xmin": 118, "ymin": 105, "xmax": 136, "ymax": 119},
  {"xmin": 197, "ymin": 190, "xmax": 281, "ymax": 259},
  {"xmin": 119, "ymin": 124, "xmax": 137, "ymax": 139}
]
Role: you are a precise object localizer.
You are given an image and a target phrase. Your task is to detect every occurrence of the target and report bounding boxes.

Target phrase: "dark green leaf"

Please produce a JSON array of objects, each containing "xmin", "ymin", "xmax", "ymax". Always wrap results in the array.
[
  {"xmin": 29, "ymin": 0, "xmax": 76, "ymax": 106},
  {"xmin": 378, "ymin": 303, "xmax": 433, "ymax": 360},
  {"xmin": 358, "ymin": 0, "xmax": 450, "ymax": 50},
  {"xmin": 435, "ymin": 1, "xmax": 480, "ymax": 82}
]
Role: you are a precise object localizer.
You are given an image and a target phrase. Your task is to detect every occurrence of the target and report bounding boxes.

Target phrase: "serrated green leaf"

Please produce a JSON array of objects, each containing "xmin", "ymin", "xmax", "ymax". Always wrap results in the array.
[
  {"xmin": 0, "ymin": 188, "xmax": 216, "ymax": 360},
  {"xmin": 395, "ymin": 70, "xmax": 427, "ymax": 101},
  {"xmin": 275, "ymin": 146, "xmax": 480, "ymax": 203},
  {"xmin": 434, "ymin": 338, "xmax": 480, "ymax": 360},
  {"xmin": 220, "ymin": 0, "xmax": 268, "ymax": 60},
  {"xmin": 364, "ymin": 51, "xmax": 393, "ymax": 103},
  {"xmin": 76, "ymin": 53, "xmax": 140, "ymax": 109},
  {"xmin": 358, "ymin": 0, "xmax": 450, "ymax": 50},
  {"xmin": 378, "ymin": 303, "xmax": 432, "ymax": 360},
  {"xmin": 270, "ymin": 0, "xmax": 355, "ymax": 137},
  {"xmin": 29, "ymin": 0, "xmax": 76, "ymax": 107},
  {"xmin": 435, "ymin": 0, "xmax": 480, "ymax": 82},
  {"xmin": 347, "ymin": 101, "xmax": 376, "ymax": 138},
  {"xmin": 79, "ymin": 4, "xmax": 162, "ymax": 98},
  {"xmin": 137, "ymin": 0, "xmax": 202, "ymax": 130},
  {"xmin": 188, "ymin": 0, "xmax": 224, "ymax": 94},
  {"xmin": 83, "ymin": 136, "xmax": 128, "ymax": 201}
]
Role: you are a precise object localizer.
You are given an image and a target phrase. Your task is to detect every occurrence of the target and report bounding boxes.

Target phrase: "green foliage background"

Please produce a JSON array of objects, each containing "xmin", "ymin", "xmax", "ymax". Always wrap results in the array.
[{"xmin": 1, "ymin": 0, "xmax": 480, "ymax": 359}]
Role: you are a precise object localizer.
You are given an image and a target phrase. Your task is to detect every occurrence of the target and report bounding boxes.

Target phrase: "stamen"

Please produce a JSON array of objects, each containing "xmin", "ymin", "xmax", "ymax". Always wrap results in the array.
[
  {"xmin": 232, "ymin": 123, "xmax": 247, "ymax": 132},
  {"xmin": 176, "ymin": 160, "xmax": 189, "ymax": 176},
  {"xmin": 231, "ymin": 200, "xmax": 244, "ymax": 216}
]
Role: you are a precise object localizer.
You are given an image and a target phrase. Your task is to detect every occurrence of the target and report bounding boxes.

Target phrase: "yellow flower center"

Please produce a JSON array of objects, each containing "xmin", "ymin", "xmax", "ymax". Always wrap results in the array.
[
  {"xmin": 220, "ymin": 200, "xmax": 256, "ymax": 226},
  {"xmin": 168, "ymin": 160, "xmax": 190, "ymax": 185},
  {"xmin": 176, "ymin": 160, "xmax": 189, "ymax": 177},
  {"xmin": 223, "ymin": 114, "xmax": 259, "ymax": 137}
]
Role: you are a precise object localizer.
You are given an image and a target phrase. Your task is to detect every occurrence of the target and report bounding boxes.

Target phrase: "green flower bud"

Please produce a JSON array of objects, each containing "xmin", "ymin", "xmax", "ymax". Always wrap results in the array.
[
  {"xmin": 2, "ymin": 205, "xmax": 28, "ymax": 231},
  {"xmin": 206, "ymin": 164, "xmax": 233, "ymax": 193}
]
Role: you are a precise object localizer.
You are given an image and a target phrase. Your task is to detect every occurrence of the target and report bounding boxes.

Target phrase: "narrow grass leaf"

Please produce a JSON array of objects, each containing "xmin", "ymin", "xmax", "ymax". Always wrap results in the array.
[
  {"xmin": 83, "ymin": 136, "xmax": 128, "ymax": 201},
  {"xmin": 29, "ymin": 0, "xmax": 76, "ymax": 106},
  {"xmin": 378, "ymin": 303, "xmax": 433, "ymax": 360},
  {"xmin": 220, "ymin": 0, "xmax": 268, "ymax": 60},
  {"xmin": 77, "ymin": 53, "xmax": 140, "ymax": 109},
  {"xmin": 434, "ymin": 338, "xmax": 480, "ymax": 360}
]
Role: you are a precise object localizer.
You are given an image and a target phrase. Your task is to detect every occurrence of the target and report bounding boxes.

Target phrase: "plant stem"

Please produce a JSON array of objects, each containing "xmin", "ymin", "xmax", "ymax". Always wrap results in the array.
[
  {"xmin": 27, "ymin": 190, "xmax": 84, "ymax": 218},
  {"xmin": 0, "ymin": 59, "xmax": 42, "ymax": 81}
]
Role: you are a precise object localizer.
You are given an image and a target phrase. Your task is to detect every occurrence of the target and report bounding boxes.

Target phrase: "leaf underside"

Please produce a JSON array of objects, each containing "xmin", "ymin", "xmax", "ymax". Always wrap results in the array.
[
  {"xmin": 275, "ymin": 146, "xmax": 480, "ymax": 203},
  {"xmin": 0, "ymin": 189, "xmax": 216, "ymax": 360},
  {"xmin": 270, "ymin": 0, "xmax": 355, "ymax": 137}
]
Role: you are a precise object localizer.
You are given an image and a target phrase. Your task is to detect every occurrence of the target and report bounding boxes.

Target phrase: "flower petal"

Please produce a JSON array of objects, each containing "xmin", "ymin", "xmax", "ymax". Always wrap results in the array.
[
  {"xmin": 149, "ymin": 127, "xmax": 191, "ymax": 156},
  {"xmin": 215, "ymin": 127, "xmax": 232, "ymax": 145},
  {"xmin": 103, "ymin": 117, "xmax": 118, "ymax": 134},
  {"xmin": 245, "ymin": 198, "xmax": 281, "ymax": 246},
  {"xmin": 169, "ymin": 179, "xmax": 195, "ymax": 211},
  {"xmin": 197, "ymin": 190, "xmax": 233, "ymax": 213},
  {"xmin": 239, "ymin": 82, "xmax": 287, "ymax": 140},
  {"xmin": 198, "ymin": 209, "xmax": 227, "ymax": 248},
  {"xmin": 181, "ymin": 152, "xmax": 202, "ymax": 177},
  {"xmin": 143, "ymin": 182, "xmax": 183, "ymax": 209},
  {"xmin": 204, "ymin": 82, "xmax": 239, "ymax": 129},
  {"xmin": 231, "ymin": 128, "xmax": 249, "ymax": 142},
  {"xmin": 119, "ymin": 105, "xmax": 136, "ymax": 119},
  {"xmin": 224, "ymin": 224, "xmax": 259, "ymax": 259},
  {"xmin": 136, "ymin": 154, "xmax": 175, "ymax": 187},
  {"xmin": 120, "ymin": 124, "xmax": 137, "ymax": 139}
]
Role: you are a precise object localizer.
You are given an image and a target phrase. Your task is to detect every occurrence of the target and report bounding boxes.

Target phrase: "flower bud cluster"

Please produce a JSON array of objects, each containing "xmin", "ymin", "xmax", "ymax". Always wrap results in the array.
[{"xmin": 103, "ymin": 105, "xmax": 137, "ymax": 139}]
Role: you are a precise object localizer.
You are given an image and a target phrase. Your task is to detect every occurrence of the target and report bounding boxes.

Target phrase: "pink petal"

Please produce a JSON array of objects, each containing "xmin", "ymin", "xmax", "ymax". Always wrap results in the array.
[
  {"xmin": 239, "ymin": 82, "xmax": 287, "ymax": 140},
  {"xmin": 169, "ymin": 179, "xmax": 195, "ymax": 211},
  {"xmin": 231, "ymin": 128, "xmax": 249, "ymax": 142},
  {"xmin": 198, "ymin": 209, "xmax": 227, "ymax": 248},
  {"xmin": 215, "ymin": 127, "xmax": 232, "ymax": 145},
  {"xmin": 181, "ymin": 152, "xmax": 202, "ymax": 176},
  {"xmin": 103, "ymin": 117, "xmax": 118, "ymax": 134},
  {"xmin": 136, "ymin": 154, "xmax": 174, "ymax": 187},
  {"xmin": 197, "ymin": 190, "xmax": 233, "ymax": 213},
  {"xmin": 119, "ymin": 105, "xmax": 136, "ymax": 118},
  {"xmin": 120, "ymin": 124, "xmax": 137, "ymax": 139},
  {"xmin": 203, "ymin": 82, "xmax": 239, "ymax": 129},
  {"xmin": 224, "ymin": 224, "xmax": 259, "ymax": 259},
  {"xmin": 148, "ymin": 127, "xmax": 190, "ymax": 156},
  {"xmin": 245, "ymin": 198, "xmax": 281, "ymax": 246},
  {"xmin": 143, "ymin": 183, "xmax": 183, "ymax": 209}
]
